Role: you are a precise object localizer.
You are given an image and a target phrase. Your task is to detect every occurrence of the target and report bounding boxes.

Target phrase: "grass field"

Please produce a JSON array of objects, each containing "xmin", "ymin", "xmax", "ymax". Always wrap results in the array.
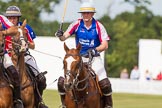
[{"xmin": 43, "ymin": 89, "xmax": 162, "ymax": 108}]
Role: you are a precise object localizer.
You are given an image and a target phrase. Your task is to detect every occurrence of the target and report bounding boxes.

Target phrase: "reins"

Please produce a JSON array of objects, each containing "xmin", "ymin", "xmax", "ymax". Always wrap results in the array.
[
  {"xmin": 74, "ymin": 60, "xmax": 89, "ymax": 91},
  {"xmin": 5, "ymin": 39, "xmax": 62, "ymax": 60}
]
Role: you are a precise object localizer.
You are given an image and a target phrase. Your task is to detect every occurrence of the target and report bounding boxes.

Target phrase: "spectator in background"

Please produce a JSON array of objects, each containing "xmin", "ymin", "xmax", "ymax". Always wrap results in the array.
[
  {"xmin": 156, "ymin": 72, "xmax": 162, "ymax": 80},
  {"xmin": 130, "ymin": 65, "xmax": 140, "ymax": 80},
  {"xmin": 120, "ymin": 68, "xmax": 129, "ymax": 79},
  {"xmin": 145, "ymin": 69, "xmax": 152, "ymax": 80}
]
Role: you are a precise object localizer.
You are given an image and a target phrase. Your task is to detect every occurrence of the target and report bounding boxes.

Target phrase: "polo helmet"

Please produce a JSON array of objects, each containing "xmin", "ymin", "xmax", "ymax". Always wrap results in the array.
[
  {"xmin": 78, "ymin": 2, "xmax": 96, "ymax": 13},
  {"xmin": 5, "ymin": 6, "xmax": 22, "ymax": 17}
]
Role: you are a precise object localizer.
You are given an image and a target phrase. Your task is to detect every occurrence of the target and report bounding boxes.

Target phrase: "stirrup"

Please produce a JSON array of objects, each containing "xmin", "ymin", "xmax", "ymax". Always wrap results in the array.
[
  {"xmin": 59, "ymin": 104, "xmax": 66, "ymax": 108},
  {"xmin": 38, "ymin": 101, "xmax": 48, "ymax": 108},
  {"xmin": 105, "ymin": 106, "xmax": 112, "ymax": 108},
  {"xmin": 14, "ymin": 99, "xmax": 24, "ymax": 108}
]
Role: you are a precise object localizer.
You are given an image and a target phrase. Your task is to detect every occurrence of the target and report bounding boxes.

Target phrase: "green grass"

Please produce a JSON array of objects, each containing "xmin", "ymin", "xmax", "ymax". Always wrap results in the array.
[{"xmin": 43, "ymin": 89, "xmax": 162, "ymax": 108}]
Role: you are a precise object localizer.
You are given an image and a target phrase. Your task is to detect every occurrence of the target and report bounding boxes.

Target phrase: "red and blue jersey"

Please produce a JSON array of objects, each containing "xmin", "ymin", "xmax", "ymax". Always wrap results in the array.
[
  {"xmin": 0, "ymin": 15, "xmax": 13, "ymax": 54},
  {"xmin": 66, "ymin": 18, "xmax": 110, "ymax": 55},
  {"xmin": 0, "ymin": 15, "xmax": 36, "ymax": 55}
]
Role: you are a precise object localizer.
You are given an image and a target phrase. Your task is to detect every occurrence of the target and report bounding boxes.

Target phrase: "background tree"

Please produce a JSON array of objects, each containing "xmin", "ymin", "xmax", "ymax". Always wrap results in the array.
[
  {"xmin": 0, "ymin": 0, "xmax": 60, "ymax": 36},
  {"xmin": 104, "ymin": 6, "xmax": 162, "ymax": 77}
]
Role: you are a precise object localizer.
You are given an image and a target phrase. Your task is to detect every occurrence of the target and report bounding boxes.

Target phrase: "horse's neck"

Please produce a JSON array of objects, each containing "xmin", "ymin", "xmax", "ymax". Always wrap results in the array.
[
  {"xmin": 78, "ymin": 67, "xmax": 87, "ymax": 80},
  {"xmin": 18, "ymin": 52, "xmax": 27, "ymax": 80},
  {"xmin": 77, "ymin": 66, "xmax": 88, "ymax": 87}
]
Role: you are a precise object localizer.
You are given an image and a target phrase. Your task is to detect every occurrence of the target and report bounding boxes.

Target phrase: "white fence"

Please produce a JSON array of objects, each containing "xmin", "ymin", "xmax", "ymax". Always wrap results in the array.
[
  {"xmin": 110, "ymin": 78, "xmax": 162, "ymax": 95},
  {"xmin": 30, "ymin": 37, "xmax": 162, "ymax": 95}
]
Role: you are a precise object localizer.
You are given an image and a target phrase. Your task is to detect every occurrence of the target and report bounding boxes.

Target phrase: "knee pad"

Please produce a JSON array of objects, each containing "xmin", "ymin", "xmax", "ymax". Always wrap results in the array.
[
  {"xmin": 37, "ymin": 73, "xmax": 47, "ymax": 89},
  {"xmin": 57, "ymin": 76, "xmax": 65, "ymax": 93},
  {"xmin": 99, "ymin": 78, "xmax": 112, "ymax": 96}
]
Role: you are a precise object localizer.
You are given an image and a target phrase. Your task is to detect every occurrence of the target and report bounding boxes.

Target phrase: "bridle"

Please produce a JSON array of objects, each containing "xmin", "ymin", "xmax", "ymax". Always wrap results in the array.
[{"xmin": 64, "ymin": 53, "xmax": 89, "ymax": 91}]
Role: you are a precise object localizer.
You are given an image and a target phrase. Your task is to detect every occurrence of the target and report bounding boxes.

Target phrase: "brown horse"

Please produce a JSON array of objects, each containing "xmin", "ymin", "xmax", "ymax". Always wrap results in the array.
[
  {"xmin": 11, "ymin": 20, "xmax": 35, "ymax": 108},
  {"xmin": 0, "ymin": 31, "xmax": 13, "ymax": 108},
  {"xmin": 63, "ymin": 42, "xmax": 102, "ymax": 108}
]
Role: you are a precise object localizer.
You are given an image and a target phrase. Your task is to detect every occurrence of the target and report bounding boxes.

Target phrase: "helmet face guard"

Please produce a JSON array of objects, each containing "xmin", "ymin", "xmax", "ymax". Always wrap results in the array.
[
  {"xmin": 4, "ymin": 6, "xmax": 22, "ymax": 17},
  {"xmin": 78, "ymin": 2, "xmax": 96, "ymax": 13}
]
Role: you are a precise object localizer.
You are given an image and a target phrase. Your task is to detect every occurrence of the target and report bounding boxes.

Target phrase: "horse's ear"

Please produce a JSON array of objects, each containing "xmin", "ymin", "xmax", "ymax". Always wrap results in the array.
[
  {"xmin": 64, "ymin": 42, "xmax": 69, "ymax": 53},
  {"xmin": 22, "ymin": 19, "xmax": 27, "ymax": 28},
  {"xmin": 76, "ymin": 43, "xmax": 82, "ymax": 51}
]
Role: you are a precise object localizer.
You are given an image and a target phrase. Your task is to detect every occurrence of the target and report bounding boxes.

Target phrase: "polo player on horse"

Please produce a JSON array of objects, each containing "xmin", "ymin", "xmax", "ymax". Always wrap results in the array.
[
  {"xmin": 4, "ymin": 6, "xmax": 48, "ymax": 108},
  {"xmin": 0, "ymin": 14, "xmax": 24, "ymax": 108},
  {"xmin": 55, "ymin": 2, "xmax": 113, "ymax": 108}
]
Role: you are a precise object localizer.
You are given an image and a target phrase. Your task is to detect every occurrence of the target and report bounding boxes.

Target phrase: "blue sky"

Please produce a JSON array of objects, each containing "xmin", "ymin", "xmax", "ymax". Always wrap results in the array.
[{"xmin": 41, "ymin": 0, "xmax": 162, "ymax": 22}]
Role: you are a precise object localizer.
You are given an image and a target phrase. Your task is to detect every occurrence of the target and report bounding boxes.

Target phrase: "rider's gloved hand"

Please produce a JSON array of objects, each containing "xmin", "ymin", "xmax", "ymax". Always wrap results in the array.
[
  {"xmin": 87, "ymin": 48, "xmax": 98, "ymax": 57},
  {"xmin": 55, "ymin": 29, "xmax": 64, "ymax": 37}
]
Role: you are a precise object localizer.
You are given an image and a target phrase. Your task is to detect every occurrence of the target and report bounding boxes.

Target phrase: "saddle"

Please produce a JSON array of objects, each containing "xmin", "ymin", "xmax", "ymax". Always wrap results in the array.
[{"xmin": 83, "ymin": 62, "xmax": 102, "ymax": 96}]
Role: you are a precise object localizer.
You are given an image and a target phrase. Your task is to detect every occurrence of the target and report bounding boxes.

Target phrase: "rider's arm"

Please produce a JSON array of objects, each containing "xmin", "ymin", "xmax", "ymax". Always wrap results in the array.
[
  {"xmin": 28, "ymin": 41, "xmax": 35, "ymax": 49},
  {"xmin": 95, "ymin": 21, "xmax": 110, "ymax": 52},
  {"xmin": 59, "ymin": 20, "xmax": 79, "ymax": 41},
  {"xmin": 59, "ymin": 31, "xmax": 70, "ymax": 41},
  {"xmin": 95, "ymin": 40, "xmax": 108, "ymax": 52},
  {"xmin": 25, "ymin": 25, "xmax": 36, "ymax": 49}
]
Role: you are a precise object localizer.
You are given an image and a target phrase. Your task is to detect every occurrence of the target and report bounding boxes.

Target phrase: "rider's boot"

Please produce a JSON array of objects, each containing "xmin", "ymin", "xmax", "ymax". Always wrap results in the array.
[
  {"xmin": 7, "ymin": 65, "xmax": 24, "ymax": 108},
  {"xmin": 36, "ymin": 72, "xmax": 48, "ymax": 108},
  {"xmin": 99, "ymin": 78, "xmax": 113, "ymax": 108},
  {"xmin": 58, "ymin": 76, "xmax": 66, "ymax": 108}
]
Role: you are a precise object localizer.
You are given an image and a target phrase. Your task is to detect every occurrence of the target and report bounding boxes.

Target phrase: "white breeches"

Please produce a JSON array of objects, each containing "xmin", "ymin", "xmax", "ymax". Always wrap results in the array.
[
  {"xmin": 82, "ymin": 56, "xmax": 107, "ymax": 81},
  {"xmin": 3, "ymin": 53, "xmax": 14, "ymax": 68},
  {"xmin": 25, "ymin": 55, "xmax": 40, "ymax": 76}
]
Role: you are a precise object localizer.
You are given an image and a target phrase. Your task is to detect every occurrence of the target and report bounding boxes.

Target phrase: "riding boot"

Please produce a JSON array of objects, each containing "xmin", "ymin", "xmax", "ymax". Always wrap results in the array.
[
  {"xmin": 36, "ymin": 72, "xmax": 48, "ymax": 108},
  {"xmin": 58, "ymin": 76, "xmax": 66, "ymax": 108},
  {"xmin": 98, "ymin": 78, "xmax": 113, "ymax": 108},
  {"xmin": 6, "ymin": 65, "xmax": 24, "ymax": 108},
  {"xmin": 13, "ymin": 86, "xmax": 24, "ymax": 108}
]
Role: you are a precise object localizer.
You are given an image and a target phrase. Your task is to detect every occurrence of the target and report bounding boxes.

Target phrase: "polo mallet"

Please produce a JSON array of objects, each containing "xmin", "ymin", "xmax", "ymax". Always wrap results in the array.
[{"xmin": 59, "ymin": 0, "xmax": 69, "ymax": 30}]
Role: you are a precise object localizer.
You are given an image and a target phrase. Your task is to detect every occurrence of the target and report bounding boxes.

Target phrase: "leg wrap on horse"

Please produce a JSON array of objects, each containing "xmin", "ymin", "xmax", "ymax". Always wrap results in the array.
[
  {"xmin": 99, "ymin": 78, "xmax": 113, "ymax": 108},
  {"xmin": 57, "ymin": 76, "xmax": 66, "ymax": 107}
]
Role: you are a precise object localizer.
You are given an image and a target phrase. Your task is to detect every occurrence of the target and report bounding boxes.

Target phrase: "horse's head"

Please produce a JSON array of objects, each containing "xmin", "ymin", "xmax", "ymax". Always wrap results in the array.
[
  {"xmin": 63, "ymin": 42, "xmax": 82, "ymax": 91},
  {"xmin": 11, "ymin": 19, "xmax": 28, "ymax": 54}
]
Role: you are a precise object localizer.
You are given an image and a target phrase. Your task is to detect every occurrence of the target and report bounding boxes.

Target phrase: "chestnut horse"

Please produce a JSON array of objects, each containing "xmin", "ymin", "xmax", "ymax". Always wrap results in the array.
[
  {"xmin": 0, "ymin": 31, "xmax": 13, "ymax": 108},
  {"xmin": 11, "ymin": 20, "xmax": 35, "ymax": 108},
  {"xmin": 63, "ymin": 42, "xmax": 102, "ymax": 108}
]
